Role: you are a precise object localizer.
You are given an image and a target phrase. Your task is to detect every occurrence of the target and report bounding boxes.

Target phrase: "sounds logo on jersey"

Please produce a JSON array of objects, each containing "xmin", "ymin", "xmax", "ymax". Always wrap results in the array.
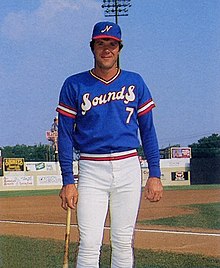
[{"xmin": 81, "ymin": 85, "xmax": 136, "ymax": 115}]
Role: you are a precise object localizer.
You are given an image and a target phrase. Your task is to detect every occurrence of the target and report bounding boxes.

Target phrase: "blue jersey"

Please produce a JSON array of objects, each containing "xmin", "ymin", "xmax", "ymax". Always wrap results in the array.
[{"xmin": 57, "ymin": 69, "xmax": 161, "ymax": 185}]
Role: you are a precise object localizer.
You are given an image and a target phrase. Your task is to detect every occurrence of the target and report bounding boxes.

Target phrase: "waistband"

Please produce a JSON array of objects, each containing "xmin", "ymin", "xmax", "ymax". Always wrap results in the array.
[{"xmin": 80, "ymin": 149, "xmax": 137, "ymax": 161}]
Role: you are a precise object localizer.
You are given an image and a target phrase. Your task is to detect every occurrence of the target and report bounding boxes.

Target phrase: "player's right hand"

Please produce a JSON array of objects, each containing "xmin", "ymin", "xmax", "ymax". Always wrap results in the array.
[{"xmin": 59, "ymin": 184, "xmax": 78, "ymax": 210}]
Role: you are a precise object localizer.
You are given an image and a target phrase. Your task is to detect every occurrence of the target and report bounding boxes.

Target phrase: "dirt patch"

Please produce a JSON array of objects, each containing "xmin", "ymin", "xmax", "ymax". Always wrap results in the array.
[{"xmin": 0, "ymin": 189, "xmax": 220, "ymax": 257}]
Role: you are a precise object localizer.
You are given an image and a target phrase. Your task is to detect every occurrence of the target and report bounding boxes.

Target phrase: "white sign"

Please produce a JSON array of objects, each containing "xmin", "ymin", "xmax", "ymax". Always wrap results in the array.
[
  {"xmin": 26, "ymin": 162, "xmax": 58, "ymax": 172},
  {"xmin": 37, "ymin": 175, "xmax": 62, "ymax": 186},
  {"xmin": 160, "ymin": 158, "xmax": 190, "ymax": 168},
  {"xmin": 3, "ymin": 176, "xmax": 34, "ymax": 187}
]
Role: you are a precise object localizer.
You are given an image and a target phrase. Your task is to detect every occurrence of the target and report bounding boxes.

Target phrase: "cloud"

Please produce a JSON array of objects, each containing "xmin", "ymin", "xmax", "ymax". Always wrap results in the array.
[
  {"xmin": 0, "ymin": 0, "xmax": 102, "ymax": 80},
  {"xmin": 0, "ymin": 0, "xmax": 104, "ymax": 145},
  {"xmin": 36, "ymin": 0, "xmax": 80, "ymax": 21},
  {"xmin": 0, "ymin": 0, "xmax": 101, "ymax": 41}
]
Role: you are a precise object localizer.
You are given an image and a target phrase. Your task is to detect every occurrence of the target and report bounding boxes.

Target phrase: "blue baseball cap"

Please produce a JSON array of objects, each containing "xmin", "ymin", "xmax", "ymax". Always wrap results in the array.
[{"xmin": 92, "ymin": 21, "xmax": 122, "ymax": 42}]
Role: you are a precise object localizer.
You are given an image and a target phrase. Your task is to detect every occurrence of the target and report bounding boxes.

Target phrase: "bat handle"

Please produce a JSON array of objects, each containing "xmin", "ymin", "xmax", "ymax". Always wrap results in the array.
[
  {"xmin": 63, "ymin": 207, "xmax": 71, "ymax": 268},
  {"xmin": 66, "ymin": 207, "xmax": 71, "ymax": 235}
]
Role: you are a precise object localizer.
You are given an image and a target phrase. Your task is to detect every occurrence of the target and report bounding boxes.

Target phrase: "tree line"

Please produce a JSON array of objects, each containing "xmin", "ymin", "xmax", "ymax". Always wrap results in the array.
[
  {"xmin": 0, "ymin": 144, "xmax": 54, "ymax": 162},
  {"xmin": 0, "ymin": 133, "xmax": 219, "ymax": 161}
]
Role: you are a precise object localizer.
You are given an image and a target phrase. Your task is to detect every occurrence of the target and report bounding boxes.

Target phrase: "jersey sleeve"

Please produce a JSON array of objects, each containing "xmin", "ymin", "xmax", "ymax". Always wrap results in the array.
[
  {"xmin": 56, "ymin": 78, "xmax": 77, "ymax": 185},
  {"xmin": 137, "ymin": 76, "xmax": 155, "ymax": 117},
  {"xmin": 137, "ymin": 77, "xmax": 161, "ymax": 178},
  {"xmin": 56, "ymin": 78, "xmax": 77, "ymax": 119},
  {"xmin": 138, "ymin": 111, "xmax": 161, "ymax": 178}
]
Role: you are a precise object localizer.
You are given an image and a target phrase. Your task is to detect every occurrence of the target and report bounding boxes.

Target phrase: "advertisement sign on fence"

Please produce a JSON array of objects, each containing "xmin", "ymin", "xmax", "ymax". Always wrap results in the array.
[
  {"xmin": 3, "ymin": 176, "xmax": 34, "ymax": 187},
  {"xmin": 4, "ymin": 158, "xmax": 24, "ymax": 171},
  {"xmin": 26, "ymin": 162, "xmax": 57, "ymax": 172},
  {"xmin": 171, "ymin": 148, "xmax": 191, "ymax": 159},
  {"xmin": 37, "ymin": 175, "xmax": 62, "ymax": 186}
]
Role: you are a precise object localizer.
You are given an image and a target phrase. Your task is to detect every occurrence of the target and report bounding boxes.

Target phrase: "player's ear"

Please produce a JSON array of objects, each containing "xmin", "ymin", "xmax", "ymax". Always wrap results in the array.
[{"xmin": 119, "ymin": 42, "xmax": 123, "ymax": 51}]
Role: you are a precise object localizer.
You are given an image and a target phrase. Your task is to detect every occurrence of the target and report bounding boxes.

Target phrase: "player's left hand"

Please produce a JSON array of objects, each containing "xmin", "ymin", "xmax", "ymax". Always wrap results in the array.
[{"xmin": 145, "ymin": 177, "xmax": 163, "ymax": 202}]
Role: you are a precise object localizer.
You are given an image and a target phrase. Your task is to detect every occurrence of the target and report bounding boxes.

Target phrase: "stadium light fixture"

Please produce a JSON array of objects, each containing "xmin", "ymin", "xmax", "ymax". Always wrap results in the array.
[{"xmin": 102, "ymin": 0, "xmax": 131, "ymax": 24}]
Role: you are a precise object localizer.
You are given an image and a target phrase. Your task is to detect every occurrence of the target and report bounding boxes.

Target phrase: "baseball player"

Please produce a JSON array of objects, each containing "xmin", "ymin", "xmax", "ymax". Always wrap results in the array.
[{"xmin": 57, "ymin": 21, "xmax": 163, "ymax": 268}]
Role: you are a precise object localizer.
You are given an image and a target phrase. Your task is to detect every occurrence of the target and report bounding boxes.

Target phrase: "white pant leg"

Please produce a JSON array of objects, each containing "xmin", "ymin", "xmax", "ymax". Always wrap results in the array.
[
  {"xmin": 110, "ymin": 156, "xmax": 142, "ymax": 268},
  {"xmin": 76, "ymin": 156, "xmax": 141, "ymax": 268},
  {"xmin": 76, "ymin": 160, "xmax": 112, "ymax": 268}
]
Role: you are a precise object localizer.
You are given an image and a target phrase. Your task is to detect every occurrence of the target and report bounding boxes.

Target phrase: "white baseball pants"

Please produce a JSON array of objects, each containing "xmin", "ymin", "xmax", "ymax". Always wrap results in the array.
[{"xmin": 76, "ymin": 154, "xmax": 142, "ymax": 268}]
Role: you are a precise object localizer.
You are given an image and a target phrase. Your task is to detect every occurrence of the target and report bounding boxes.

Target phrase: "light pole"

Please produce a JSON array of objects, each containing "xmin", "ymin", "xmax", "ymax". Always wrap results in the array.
[
  {"xmin": 101, "ymin": 0, "xmax": 131, "ymax": 67},
  {"xmin": 102, "ymin": 0, "xmax": 132, "ymax": 24}
]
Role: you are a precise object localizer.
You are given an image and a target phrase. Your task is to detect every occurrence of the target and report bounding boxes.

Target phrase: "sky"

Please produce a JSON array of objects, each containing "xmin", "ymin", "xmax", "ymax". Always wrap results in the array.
[{"xmin": 0, "ymin": 0, "xmax": 220, "ymax": 149}]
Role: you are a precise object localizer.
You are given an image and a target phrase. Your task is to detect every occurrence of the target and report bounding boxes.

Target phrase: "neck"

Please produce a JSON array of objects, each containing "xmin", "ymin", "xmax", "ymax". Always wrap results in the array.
[{"xmin": 93, "ymin": 66, "xmax": 118, "ymax": 80}]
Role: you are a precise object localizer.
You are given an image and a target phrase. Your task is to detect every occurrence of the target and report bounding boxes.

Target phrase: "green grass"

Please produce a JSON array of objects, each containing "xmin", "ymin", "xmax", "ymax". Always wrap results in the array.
[
  {"xmin": 1, "ymin": 186, "xmax": 220, "ymax": 267},
  {"xmin": 164, "ymin": 184, "xmax": 220, "ymax": 191},
  {"xmin": 0, "ymin": 235, "xmax": 220, "ymax": 268},
  {"xmin": 1, "ymin": 184, "xmax": 220, "ymax": 198},
  {"xmin": 0, "ymin": 189, "xmax": 60, "ymax": 198},
  {"xmin": 139, "ymin": 202, "xmax": 220, "ymax": 230}
]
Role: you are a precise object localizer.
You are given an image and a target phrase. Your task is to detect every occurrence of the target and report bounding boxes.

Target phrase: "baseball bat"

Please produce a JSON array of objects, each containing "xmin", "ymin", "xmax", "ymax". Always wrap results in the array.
[{"xmin": 63, "ymin": 207, "xmax": 71, "ymax": 268}]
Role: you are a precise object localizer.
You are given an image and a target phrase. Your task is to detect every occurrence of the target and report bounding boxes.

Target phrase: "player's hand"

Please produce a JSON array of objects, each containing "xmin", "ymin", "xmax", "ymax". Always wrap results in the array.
[
  {"xmin": 145, "ymin": 177, "xmax": 163, "ymax": 202},
  {"xmin": 59, "ymin": 184, "xmax": 78, "ymax": 210}
]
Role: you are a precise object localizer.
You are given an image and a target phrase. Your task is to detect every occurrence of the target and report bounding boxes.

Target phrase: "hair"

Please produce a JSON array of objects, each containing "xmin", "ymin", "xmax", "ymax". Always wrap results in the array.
[{"xmin": 90, "ymin": 40, "xmax": 123, "ymax": 52}]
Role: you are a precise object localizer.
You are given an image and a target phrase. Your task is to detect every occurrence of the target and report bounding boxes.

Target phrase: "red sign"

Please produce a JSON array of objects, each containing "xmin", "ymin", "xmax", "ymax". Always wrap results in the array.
[
  {"xmin": 171, "ymin": 148, "xmax": 191, "ymax": 158},
  {"xmin": 46, "ymin": 131, "xmax": 58, "ymax": 142}
]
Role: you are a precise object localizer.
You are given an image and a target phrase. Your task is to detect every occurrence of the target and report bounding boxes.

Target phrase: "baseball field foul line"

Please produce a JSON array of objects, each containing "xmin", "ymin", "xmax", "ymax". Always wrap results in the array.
[{"xmin": 1, "ymin": 220, "xmax": 220, "ymax": 237}]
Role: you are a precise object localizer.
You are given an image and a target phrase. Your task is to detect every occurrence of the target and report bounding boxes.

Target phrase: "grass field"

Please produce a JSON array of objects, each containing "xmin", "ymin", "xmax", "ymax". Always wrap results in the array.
[
  {"xmin": 1, "ymin": 185, "xmax": 220, "ymax": 267},
  {"xmin": 1, "ymin": 184, "xmax": 220, "ymax": 198},
  {"xmin": 0, "ymin": 189, "xmax": 59, "ymax": 198},
  {"xmin": 1, "ymin": 235, "xmax": 220, "ymax": 268},
  {"xmin": 139, "ymin": 202, "xmax": 220, "ymax": 229}
]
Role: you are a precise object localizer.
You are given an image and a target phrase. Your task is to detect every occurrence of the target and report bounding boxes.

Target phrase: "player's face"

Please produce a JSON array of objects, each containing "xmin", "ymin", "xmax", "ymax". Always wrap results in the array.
[{"xmin": 93, "ymin": 38, "xmax": 120, "ymax": 71}]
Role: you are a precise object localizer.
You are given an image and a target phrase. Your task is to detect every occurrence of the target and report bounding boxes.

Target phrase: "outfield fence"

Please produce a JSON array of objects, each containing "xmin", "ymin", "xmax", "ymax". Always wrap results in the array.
[{"xmin": 0, "ymin": 158, "xmax": 191, "ymax": 191}]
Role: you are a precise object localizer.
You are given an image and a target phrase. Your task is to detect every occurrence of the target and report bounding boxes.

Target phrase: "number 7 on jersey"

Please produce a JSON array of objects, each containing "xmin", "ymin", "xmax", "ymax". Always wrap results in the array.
[{"xmin": 126, "ymin": 107, "xmax": 134, "ymax": 124}]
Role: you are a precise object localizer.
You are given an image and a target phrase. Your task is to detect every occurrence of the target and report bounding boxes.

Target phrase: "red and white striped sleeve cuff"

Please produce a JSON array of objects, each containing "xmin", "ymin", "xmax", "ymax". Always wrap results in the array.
[
  {"xmin": 56, "ymin": 103, "xmax": 77, "ymax": 118},
  {"xmin": 137, "ymin": 99, "xmax": 155, "ymax": 117}
]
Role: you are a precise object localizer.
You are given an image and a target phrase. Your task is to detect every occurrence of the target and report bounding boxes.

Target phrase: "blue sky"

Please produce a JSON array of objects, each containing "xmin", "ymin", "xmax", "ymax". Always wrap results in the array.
[{"xmin": 0, "ymin": 0, "xmax": 219, "ymax": 148}]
